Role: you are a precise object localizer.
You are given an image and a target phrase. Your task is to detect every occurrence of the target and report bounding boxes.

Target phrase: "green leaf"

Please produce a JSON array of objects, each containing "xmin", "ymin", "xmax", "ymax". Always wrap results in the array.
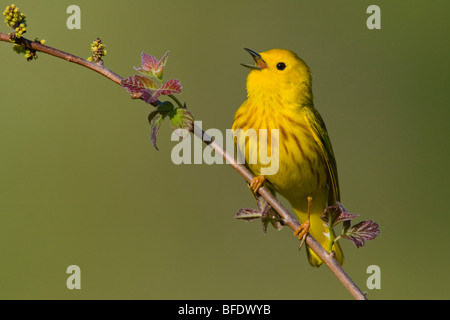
[
  {"xmin": 156, "ymin": 101, "xmax": 176, "ymax": 113},
  {"xmin": 147, "ymin": 102, "xmax": 190, "ymax": 151},
  {"xmin": 148, "ymin": 111, "xmax": 165, "ymax": 151},
  {"xmin": 147, "ymin": 109, "xmax": 159, "ymax": 125},
  {"xmin": 169, "ymin": 108, "xmax": 194, "ymax": 138}
]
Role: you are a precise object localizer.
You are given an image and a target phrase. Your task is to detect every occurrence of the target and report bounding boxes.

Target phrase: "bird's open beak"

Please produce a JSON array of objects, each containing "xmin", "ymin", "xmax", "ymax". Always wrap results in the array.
[{"xmin": 241, "ymin": 48, "xmax": 267, "ymax": 70}]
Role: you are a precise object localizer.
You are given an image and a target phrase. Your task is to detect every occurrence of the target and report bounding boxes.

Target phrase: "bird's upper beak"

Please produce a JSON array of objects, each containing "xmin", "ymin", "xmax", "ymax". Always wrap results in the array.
[{"xmin": 241, "ymin": 48, "xmax": 267, "ymax": 70}]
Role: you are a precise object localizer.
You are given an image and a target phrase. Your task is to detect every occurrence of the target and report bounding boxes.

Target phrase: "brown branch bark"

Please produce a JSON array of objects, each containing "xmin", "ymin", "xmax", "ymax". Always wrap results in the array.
[{"xmin": 0, "ymin": 32, "xmax": 367, "ymax": 300}]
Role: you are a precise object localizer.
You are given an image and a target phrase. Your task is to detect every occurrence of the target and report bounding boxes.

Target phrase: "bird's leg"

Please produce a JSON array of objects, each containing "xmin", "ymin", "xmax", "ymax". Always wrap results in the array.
[
  {"xmin": 250, "ymin": 175, "xmax": 265, "ymax": 194},
  {"xmin": 294, "ymin": 196, "xmax": 312, "ymax": 248}
]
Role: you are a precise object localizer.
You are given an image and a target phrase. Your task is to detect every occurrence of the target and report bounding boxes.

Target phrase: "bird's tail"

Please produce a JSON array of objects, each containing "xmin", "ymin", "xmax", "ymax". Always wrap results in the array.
[{"xmin": 293, "ymin": 208, "xmax": 344, "ymax": 267}]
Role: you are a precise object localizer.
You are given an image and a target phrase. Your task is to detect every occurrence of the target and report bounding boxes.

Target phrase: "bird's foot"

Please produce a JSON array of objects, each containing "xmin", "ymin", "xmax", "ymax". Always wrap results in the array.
[
  {"xmin": 294, "ymin": 219, "xmax": 310, "ymax": 249},
  {"xmin": 250, "ymin": 175, "xmax": 265, "ymax": 193},
  {"xmin": 294, "ymin": 196, "xmax": 313, "ymax": 249}
]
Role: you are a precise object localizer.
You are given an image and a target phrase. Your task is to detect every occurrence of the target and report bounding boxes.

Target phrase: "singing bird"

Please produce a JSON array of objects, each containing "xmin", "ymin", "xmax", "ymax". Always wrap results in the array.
[{"xmin": 233, "ymin": 48, "xmax": 343, "ymax": 267}]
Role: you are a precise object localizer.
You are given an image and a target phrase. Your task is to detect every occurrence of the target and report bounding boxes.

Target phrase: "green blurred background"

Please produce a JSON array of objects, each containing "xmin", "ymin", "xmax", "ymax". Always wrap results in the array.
[{"xmin": 0, "ymin": 0, "xmax": 449, "ymax": 299}]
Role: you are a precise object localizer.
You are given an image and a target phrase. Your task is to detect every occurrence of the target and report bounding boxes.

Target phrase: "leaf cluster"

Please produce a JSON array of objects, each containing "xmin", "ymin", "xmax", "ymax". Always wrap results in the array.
[
  {"xmin": 236, "ymin": 199, "xmax": 380, "ymax": 250},
  {"xmin": 121, "ymin": 52, "xmax": 193, "ymax": 150},
  {"xmin": 321, "ymin": 202, "xmax": 380, "ymax": 249}
]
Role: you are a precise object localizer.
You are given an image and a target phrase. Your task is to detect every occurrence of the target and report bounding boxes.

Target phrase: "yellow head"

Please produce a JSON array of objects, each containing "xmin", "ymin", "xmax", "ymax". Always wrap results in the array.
[{"xmin": 242, "ymin": 48, "xmax": 313, "ymax": 106}]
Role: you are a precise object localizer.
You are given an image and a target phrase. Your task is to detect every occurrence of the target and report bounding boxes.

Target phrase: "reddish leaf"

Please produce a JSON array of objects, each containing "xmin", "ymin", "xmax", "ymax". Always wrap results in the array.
[
  {"xmin": 234, "ymin": 207, "xmax": 261, "ymax": 222},
  {"xmin": 134, "ymin": 51, "xmax": 169, "ymax": 80},
  {"xmin": 121, "ymin": 75, "xmax": 161, "ymax": 104},
  {"xmin": 160, "ymin": 79, "xmax": 182, "ymax": 95},
  {"xmin": 121, "ymin": 75, "xmax": 143, "ymax": 93},
  {"xmin": 136, "ymin": 75, "xmax": 158, "ymax": 90},
  {"xmin": 321, "ymin": 202, "xmax": 359, "ymax": 228},
  {"xmin": 144, "ymin": 80, "xmax": 182, "ymax": 104},
  {"xmin": 121, "ymin": 75, "xmax": 158, "ymax": 92},
  {"xmin": 141, "ymin": 90, "xmax": 161, "ymax": 104},
  {"xmin": 141, "ymin": 52, "xmax": 159, "ymax": 71},
  {"xmin": 155, "ymin": 51, "xmax": 169, "ymax": 79},
  {"xmin": 235, "ymin": 196, "xmax": 282, "ymax": 233},
  {"xmin": 341, "ymin": 220, "xmax": 381, "ymax": 248},
  {"xmin": 123, "ymin": 51, "xmax": 182, "ymax": 106}
]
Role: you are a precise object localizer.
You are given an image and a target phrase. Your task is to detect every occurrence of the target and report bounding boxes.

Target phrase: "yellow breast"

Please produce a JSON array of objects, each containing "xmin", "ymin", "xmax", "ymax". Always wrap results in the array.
[{"xmin": 232, "ymin": 97, "xmax": 327, "ymax": 202}]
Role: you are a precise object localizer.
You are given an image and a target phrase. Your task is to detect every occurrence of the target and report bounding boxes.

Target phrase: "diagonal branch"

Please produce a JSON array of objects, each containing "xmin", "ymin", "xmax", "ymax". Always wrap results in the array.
[{"xmin": 0, "ymin": 32, "xmax": 367, "ymax": 300}]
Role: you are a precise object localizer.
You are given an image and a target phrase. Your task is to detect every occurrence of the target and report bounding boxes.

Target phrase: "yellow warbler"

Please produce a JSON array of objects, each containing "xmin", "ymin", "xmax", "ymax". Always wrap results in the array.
[{"xmin": 233, "ymin": 48, "xmax": 343, "ymax": 267}]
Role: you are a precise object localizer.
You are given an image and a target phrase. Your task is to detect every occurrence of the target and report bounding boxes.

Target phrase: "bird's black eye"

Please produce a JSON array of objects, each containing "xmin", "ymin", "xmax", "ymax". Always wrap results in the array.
[{"xmin": 276, "ymin": 62, "xmax": 286, "ymax": 70}]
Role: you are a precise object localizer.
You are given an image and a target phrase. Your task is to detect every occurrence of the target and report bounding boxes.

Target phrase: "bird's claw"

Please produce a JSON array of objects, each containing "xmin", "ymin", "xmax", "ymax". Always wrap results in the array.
[
  {"xmin": 294, "ymin": 196, "xmax": 312, "ymax": 250},
  {"xmin": 294, "ymin": 220, "xmax": 310, "ymax": 250},
  {"xmin": 250, "ymin": 175, "xmax": 265, "ymax": 194}
]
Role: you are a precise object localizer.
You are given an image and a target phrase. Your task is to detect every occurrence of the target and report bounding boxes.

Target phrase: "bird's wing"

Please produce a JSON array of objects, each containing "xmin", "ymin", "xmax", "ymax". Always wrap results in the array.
[{"xmin": 302, "ymin": 106, "xmax": 340, "ymax": 204}]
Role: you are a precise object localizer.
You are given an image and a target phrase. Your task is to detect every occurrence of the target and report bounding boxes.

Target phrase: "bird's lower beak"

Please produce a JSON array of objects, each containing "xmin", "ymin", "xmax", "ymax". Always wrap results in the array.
[{"xmin": 241, "ymin": 48, "xmax": 267, "ymax": 70}]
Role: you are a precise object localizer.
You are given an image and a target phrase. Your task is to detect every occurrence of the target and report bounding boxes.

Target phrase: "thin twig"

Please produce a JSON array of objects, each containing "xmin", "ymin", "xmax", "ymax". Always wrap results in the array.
[
  {"xmin": 0, "ymin": 33, "xmax": 122, "ymax": 85},
  {"xmin": 0, "ymin": 32, "xmax": 367, "ymax": 300}
]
